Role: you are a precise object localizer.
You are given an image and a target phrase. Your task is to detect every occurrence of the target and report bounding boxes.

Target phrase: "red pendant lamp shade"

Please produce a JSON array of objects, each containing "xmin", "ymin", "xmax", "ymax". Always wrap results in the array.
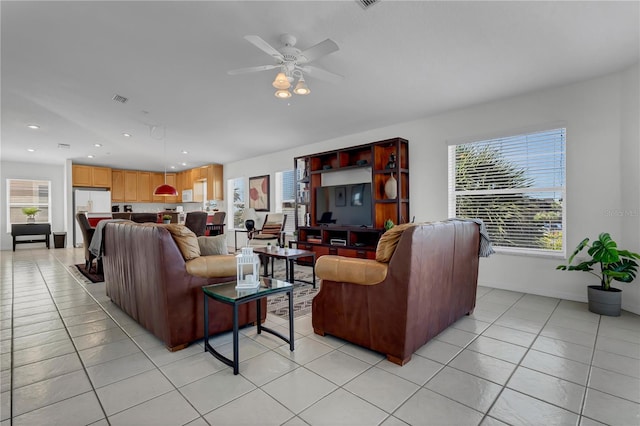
[
  {"xmin": 153, "ymin": 183, "xmax": 178, "ymax": 196},
  {"xmin": 152, "ymin": 125, "xmax": 178, "ymax": 197}
]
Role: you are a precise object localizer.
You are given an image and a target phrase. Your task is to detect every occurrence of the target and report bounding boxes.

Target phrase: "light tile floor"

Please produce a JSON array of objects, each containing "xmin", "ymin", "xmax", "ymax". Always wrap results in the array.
[{"xmin": 2, "ymin": 247, "xmax": 640, "ymax": 425}]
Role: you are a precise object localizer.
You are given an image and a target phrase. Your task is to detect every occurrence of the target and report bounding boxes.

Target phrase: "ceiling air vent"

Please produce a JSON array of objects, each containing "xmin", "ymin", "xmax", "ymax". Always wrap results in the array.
[
  {"xmin": 112, "ymin": 94, "xmax": 128, "ymax": 104},
  {"xmin": 57, "ymin": 143, "xmax": 71, "ymax": 149},
  {"xmin": 356, "ymin": 0, "xmax": 380, "ymax": 9}
]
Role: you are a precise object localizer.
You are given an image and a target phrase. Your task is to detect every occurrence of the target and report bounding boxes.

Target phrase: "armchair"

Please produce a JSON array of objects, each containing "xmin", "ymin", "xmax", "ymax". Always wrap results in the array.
[
  {"xmin": 206, "ymin": 211, "xmax": 226, "ymax": 236},
  {"xmin": 250, "ymin": 213, "xmax": 287, "ymax": 247},
  {"xmin": 313, "ymin": 221, "xmax": 481, "ymax": 365}
]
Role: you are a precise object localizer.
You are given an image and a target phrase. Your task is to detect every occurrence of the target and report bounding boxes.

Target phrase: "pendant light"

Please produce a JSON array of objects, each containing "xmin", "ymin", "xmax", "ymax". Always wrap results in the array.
[{"xmin": 152, "ymin": 125, "xmax": 178, "ymax": 197}]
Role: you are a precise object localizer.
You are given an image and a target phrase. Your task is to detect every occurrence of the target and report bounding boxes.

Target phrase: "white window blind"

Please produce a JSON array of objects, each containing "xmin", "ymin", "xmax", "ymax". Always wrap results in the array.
[
  {"xmin": 7, "ymin": 179, "xmax": 51, "ymax": 226},
  {"xmin": 448, "ymin": 128, "xmax": 566, "ymax": 254}
]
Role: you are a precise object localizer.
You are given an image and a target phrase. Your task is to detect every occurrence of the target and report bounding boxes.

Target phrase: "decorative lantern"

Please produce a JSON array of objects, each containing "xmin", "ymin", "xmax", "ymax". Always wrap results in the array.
[{"xmin": 236, "ymin": 247, "xmax": 260, "ymax": 289}]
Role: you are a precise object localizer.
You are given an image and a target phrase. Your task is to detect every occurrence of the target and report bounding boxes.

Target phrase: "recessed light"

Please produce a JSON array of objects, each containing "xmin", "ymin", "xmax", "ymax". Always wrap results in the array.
[
  {"xmin": 27, "ymin": 124, "xmax": 40, "ymax": 129},
  {"xmin": 87, "ymin": 155, "xmax": 95, "ymax": 158},
  {"xmin": 27, "ymin": 148, "xmax": 35, "ymax": 152},
  {"xmin": 122, "ymin": 133, "xmax": 132, "ymax": 137},
  {"xmin": 181, "ymin": 162, "xmax": 187, "ymax": 166},
  {"xmin": 94, "ymin": 143, "xmax": 102, "ymax": 147},
  {"xmin": 170, "ymin": 165, "xmax": 176, "ymax": 169},
  {"xmin": 181, "ymin": 150, "xmax": 188, "ymax": 154}
]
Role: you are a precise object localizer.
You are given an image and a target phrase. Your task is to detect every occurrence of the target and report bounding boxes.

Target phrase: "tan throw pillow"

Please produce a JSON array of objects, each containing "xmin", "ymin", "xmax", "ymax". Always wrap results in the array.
[
  {"xmin": 375, "ymin": 223, "xmax": 417, "ymax": 263},
  {"xmin": 165, "ymin": 224, "xmax": 200, "ymax": 260},
  {"xmin": 198, "ymin": 234, "xmax": 229, "ymax": 256}
]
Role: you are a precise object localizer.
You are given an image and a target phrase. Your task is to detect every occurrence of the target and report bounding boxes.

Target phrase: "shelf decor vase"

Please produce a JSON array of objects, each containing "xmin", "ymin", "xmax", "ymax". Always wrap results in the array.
[{"xmin": 384, "ymin": 173, "xmax": 398, "ymax": 199}]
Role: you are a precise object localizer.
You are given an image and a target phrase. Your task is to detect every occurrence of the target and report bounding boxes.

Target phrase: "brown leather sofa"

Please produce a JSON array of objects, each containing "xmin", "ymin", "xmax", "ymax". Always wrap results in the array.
[
  {"xmin": 102, "ymin": 222, "xmax": 266, "ymax": 351},
  {"xmin": 313, "ymin": 220, "xmax": 481, "ymax": 365}
]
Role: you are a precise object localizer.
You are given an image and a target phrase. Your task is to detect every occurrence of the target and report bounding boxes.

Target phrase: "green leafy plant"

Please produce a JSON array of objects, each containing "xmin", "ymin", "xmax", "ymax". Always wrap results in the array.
[
  {"xmin": 21, "ymin": 207, "xmax": 40, "ymax": 217},
  {"xmin": 163, "ymin": 215, "xmax": 172, "ymax": 220},
  {"xmin": 557, "ymin": 233, "xmax": 640, "ymax": 291},
  {"xmin": 384, "ymin": 219, "xmax": 395, "ymax": 231}
]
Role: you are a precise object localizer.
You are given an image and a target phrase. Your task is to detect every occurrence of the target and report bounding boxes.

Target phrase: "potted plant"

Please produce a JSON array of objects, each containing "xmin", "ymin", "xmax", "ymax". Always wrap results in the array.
[
  {"xmin": 384, "ymin": 219, "xmax": 395, "ymax": 231},
  {"xmin": 162, "ymin": 214, "xmax": 172, "ymax": 224},
  {"xmin": 557, "ymin": 232, "xmax": 640, "ymax": 316},
  {"xmin": 22, "ymin": 207, "xmax": 40, "ymax": 223}
]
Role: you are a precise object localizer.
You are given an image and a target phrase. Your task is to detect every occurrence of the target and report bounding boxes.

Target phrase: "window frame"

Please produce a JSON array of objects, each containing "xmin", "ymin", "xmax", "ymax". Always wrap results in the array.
[
  {"xmin": 447, "ymin": 127, "xmax": 566, "ymax": 257},
  {"xmin": 6, "ymin": 178, "xmax": 52, "ymax": 230}
]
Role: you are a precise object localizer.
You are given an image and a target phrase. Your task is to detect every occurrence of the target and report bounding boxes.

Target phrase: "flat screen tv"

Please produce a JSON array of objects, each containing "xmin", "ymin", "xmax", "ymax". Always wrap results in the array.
[{"xmin": 315, "ymin": 183, "xmax": 372, "ymax": 227}]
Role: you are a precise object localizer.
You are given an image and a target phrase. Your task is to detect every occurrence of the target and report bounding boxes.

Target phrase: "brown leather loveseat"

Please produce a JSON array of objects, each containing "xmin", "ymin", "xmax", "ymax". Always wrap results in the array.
[
  {"xmin": 102, "ymin": 222, "xmax": 266, "ymax": 351},
  {"xmin": 313, "ymin": 220, "xmax": 481, "ymax": 365}
]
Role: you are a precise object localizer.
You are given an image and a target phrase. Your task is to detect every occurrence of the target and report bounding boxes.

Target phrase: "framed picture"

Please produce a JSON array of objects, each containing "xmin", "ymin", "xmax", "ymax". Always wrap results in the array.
[
  {"xmin": 351, "ymin": 184, "xmax": 364, "ymax": 206},
  {"xmin": 335, "ymin": 186, "xmax": 346, "ymax": 207},
  {"xmin": 249, "ymin": 175, "xmax": 270, "ymax": 211}
]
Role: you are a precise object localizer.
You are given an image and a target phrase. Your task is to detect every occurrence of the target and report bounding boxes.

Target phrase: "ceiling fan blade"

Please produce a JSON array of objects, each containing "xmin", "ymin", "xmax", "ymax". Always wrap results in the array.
[
  {"xmin": 298, "ymin": 39, "xmax": 339, "ymax": 63},
  {"xmin": 244, "ymin": 35, "xmax": 284, "ymax": 60},
  {"xmin": 227, "ymin": 64, "xmax": 279, "ymax": 75},
  {"xmin": 299, "ymin": 65, "xmax": 344, "ymax": 84}
]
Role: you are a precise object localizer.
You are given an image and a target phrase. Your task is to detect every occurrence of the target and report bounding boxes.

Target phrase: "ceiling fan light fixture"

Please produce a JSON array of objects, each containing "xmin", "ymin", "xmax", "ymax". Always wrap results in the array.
[
  {"xmin": 293, "ymin": 77, "xmax": 311, "ymax": 95},
  {"xmin": 272, "ymin": 72, "xmax": 291, "ymax": 89},
  {"xmin": 275, "ymin": 89, "xmax": 292, "ymax": 99}
]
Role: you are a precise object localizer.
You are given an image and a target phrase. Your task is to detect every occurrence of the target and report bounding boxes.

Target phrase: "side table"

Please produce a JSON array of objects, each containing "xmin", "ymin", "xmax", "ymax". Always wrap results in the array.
[
  {"xmin": 202, "ymin": 278, "xmax": 294, "ymax": 375},
  {"xmin": 11, "ymin": 223, "xmax": 51, "ymax": 251},
  {"xmin": 252, "ymin": 246, "xmax": 317, "ymax": 288}
]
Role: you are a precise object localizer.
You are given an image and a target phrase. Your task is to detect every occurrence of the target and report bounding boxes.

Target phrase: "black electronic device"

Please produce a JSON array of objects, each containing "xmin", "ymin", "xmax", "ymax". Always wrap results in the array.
[{"xmin": 315, "ymin": 183, "xmax": 372, "ymax": 227}]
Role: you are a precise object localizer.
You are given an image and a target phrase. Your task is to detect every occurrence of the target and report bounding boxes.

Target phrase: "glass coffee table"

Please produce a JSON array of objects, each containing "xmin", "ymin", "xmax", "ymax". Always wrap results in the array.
[{"xmin": 202, "ymin": 277, "xmax": 294, "ymax": 375}]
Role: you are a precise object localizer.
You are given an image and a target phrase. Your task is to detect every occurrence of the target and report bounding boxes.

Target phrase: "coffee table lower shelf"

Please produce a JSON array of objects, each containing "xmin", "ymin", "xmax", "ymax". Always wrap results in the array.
[{"xmin": 202, "ymin": 278, "xmax": 294, "ymax": 375}]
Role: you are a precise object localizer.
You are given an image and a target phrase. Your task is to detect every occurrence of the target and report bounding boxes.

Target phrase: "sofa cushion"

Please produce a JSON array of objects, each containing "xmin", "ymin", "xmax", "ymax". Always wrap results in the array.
[
  {"xmin": 375, "ymin": 223, "xmax": 417, "ymax": 262},
  {"xmin": 316, "ymin": 255, "xmax": 388, "ymax": 285},
  {"xmin": 186, "ymin": 255, "xmax": 238, "ymax": 278},
  {"xmin": 198, "ymin": 235, "xmax": 229, "ymax": 255},
  {"xmin": 165, "ymin": 224, "xmax": 200, "ymax": 260}
]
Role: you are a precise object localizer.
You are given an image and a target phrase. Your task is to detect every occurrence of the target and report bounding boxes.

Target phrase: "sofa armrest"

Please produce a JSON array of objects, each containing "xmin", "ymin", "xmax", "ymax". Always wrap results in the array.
[
  {"xmin": 316, "ymin": 255, "xmax": 388, "ymax": 285},
  {"xmin": 186, "ymin": 255, "xmax": 237, "ymax": 278}
]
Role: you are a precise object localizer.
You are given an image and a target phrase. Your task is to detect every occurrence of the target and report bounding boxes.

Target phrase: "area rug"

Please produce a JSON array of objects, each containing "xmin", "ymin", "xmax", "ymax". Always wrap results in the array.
[
  {"xmin": 74, "ymin": 264, "xmax": 104, "ymax": 283},
  {"xmin": 266, "ymin": 263, "xmax": 319, "ymax": 319}
]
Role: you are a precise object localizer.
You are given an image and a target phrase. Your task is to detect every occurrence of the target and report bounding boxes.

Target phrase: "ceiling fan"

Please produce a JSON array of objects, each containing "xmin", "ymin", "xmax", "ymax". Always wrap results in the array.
[{"xmin": 227, "ymin": 34, "xmax": 343, "ymax": 98}]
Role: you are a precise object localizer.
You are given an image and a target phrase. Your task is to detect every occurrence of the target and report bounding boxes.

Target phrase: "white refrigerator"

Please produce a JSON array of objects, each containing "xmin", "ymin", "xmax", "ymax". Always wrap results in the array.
[{"xmin": 74, "ymin": 189, "xmax": 112, "ymax": 247}]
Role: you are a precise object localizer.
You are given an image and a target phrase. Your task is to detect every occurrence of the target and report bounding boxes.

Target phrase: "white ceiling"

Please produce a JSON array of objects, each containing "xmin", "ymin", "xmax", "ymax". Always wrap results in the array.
[{"xmin": 2, "ymin": 1, "xmax": 638, "ymax": 172}]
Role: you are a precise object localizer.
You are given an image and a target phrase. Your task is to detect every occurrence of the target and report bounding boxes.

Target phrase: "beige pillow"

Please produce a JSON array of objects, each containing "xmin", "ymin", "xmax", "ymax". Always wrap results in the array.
[
  {"xmin": 198, "ymin": 234, "xmax": 229, "ymax": 255},
  {"xmin": 165, "ymin": 224, "xmax": 200, "ymax": 260},
  {"xmin": 375, "ymin": 223, "xmax": 417, "ymax": 263}
]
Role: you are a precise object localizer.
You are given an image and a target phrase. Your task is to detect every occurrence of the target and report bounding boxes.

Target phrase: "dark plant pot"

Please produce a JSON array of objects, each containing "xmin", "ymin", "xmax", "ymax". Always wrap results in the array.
[{"xmin": 587, "ymin": 285, "xmax": 621, "ymax": 316}]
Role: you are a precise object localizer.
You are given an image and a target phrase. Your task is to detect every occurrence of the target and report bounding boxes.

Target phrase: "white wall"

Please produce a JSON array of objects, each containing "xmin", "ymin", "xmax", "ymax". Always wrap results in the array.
[
  {"xmin": 619, "ymin": 64, "xmax": 640, "ymax": 312},
  {"xmin": 1, "ymin": 161, "xmax": 69, "ymax": 251},
  {"xmin": 226, "ymin": 65, "xmax": 640, "ymax": 314}
]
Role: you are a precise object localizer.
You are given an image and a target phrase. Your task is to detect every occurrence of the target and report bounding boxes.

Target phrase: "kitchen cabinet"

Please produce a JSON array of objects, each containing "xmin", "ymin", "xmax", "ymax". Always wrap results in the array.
[
  {"xmin": 165, "ymin": 173, "xmax": 178, "ymax": 203},
  {"xmin": 124, "ymin": 171, "xmax": 138, "ymax": 202},
  {"xmin": 137, "ymin": 172, "xmax": 152, "ymax": 202},
  {"xmin": 111, "ymin": 170, "xmax": 125, "ymax": 202},
  {"xmin": 182, "ymin": 169, "xmax": 193, "ymax": 191},
  {"xmin": 175, "ymin": 172, "xmax": 184, "ymax": 202},
  {"xmin": 207, "ymin": 164, "xmax": 224, "ymax": 201},
  {"xmin": 72, "ymin": 165, "xmax": 112, "ymax": 188}
]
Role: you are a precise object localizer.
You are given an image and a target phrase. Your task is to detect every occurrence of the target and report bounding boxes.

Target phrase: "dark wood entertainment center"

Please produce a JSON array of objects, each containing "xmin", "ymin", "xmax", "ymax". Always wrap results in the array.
[{"xmin": 292, "ymin": 137, "xmax": 409, "ymax": 260}]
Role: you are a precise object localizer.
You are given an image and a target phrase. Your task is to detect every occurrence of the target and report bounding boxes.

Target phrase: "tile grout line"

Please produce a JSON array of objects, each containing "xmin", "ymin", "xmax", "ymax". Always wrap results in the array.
[
  {"xmin": 60, "ymin": 261, "xmax": 213, "ymax": 424},
  {"xmin": 476, "ymin": 291, "xmax": 565, "ymax": 424},
  {"xmin": 34, "ymin": 252, "xmax": 112, "ymax": 424}
]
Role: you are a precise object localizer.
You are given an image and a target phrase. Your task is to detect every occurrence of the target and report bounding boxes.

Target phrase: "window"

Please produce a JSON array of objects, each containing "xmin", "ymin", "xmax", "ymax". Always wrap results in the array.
[
  {"xmin": 448, "ymin": 128, "xmax": 566, "ymax": 255},
  {"xmin": 278, "ymin": 170, "xmax": 296, "ymax": 236},
  {"xmin": 7, "ymin": 179, "xmax": 51, "ymax": 227},
  {"xmin": 228, "ymin": 177, "xmax": 246, "ymax": 229}
]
